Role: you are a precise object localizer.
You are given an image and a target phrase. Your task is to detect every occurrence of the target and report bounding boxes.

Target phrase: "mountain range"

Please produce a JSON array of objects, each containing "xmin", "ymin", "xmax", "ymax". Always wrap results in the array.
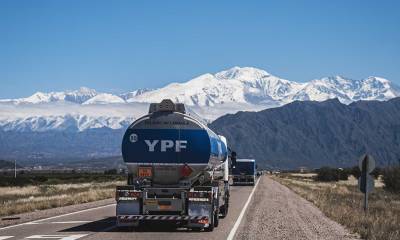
[
  {"xmin": 0, "ymin": 66, "xmax": 400, "ymax": 166},
  {"xmin": 0, "ymin": 67, "xmax": 399, "ymax": 133},
  {"xmin": 209, "ymin": 97, "xmax": 400, "ymax": 169},
  {"xmin": 2, "ymin": 67, "xmax": 399, "ymax": 106}
]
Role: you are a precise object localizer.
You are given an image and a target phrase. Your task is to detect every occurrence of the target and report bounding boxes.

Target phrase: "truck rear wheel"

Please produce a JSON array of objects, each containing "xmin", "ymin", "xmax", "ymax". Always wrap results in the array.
[
  {"xmin": 220, "ymin": 190, "xmax": 229, "ymax": 218},
  {"xmin": 213, "ymin": 207, "xmax": 219, "ymax": 227},
  {"xmin": 204, "ymin": 217, "xmax": 214, "ymax": 232},
  {"xmin": 205, "ymin": 196, "xmax": 216, "ymax": 232},
  {"xmin": 220, "ymin": 202, "xmax": 229, "ymax": 218}
]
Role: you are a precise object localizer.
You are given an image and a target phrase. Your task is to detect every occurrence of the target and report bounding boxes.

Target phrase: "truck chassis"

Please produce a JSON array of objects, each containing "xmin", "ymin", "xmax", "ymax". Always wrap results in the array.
[{"xmin": 116, "ymin": 181, "xmax": 229, "ymax": 231}]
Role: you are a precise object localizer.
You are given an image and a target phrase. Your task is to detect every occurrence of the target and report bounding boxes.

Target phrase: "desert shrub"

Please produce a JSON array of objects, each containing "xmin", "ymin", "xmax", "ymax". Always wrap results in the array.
[
  {"xmin": 338, "ymin": 169, "xmax": 349, "ymax": 180},
  {"xmin": 382, "ymin": 166, "xmax": 400, "ymax": 193},
  {"xmin": 315, "ymin": 167, "xmax": 349, "ymax": 182},
  {"xmin": 104, "ymin": 169, "xmax": 118, "ymax": 175},
  {"xmin": 348, "ymin": 165, "xmax": 381, "ymax": 179},
  {"xmin": 349, "ymin": 166, "xmax": 361, "ymax": 179},
  {"xmin": 371, "ymin": 167, "xmax": 382, "ymax": 179},
  {"xmin": 33, "ymin": 175, "xmax": 48, "ymax": 183},
  {"xmin": 316, "ymin": 167, "xmax": 338, "ymax": 182}
]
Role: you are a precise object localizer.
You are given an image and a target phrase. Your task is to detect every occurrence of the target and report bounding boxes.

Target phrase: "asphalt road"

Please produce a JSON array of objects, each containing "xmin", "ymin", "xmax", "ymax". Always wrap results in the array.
[{"xmin": 0, "ymin": 176, "xmax": 355, "ymax": 240}]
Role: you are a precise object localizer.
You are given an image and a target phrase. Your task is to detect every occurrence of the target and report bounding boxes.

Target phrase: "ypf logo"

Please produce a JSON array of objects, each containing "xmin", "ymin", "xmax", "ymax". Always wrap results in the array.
[{"xmin": 129, "ymin": 133, "xmax": 138, "ymax": 143}]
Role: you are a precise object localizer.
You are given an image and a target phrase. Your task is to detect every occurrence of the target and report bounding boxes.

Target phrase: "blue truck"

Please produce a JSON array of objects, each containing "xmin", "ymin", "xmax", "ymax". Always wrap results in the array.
[
  {"xmin": 232, "ymin": 159, "xmax": 256, "ymax": 186},
  {"xmin": 115, "ymin": 99, "xmax": 236, "ymax": 231}
]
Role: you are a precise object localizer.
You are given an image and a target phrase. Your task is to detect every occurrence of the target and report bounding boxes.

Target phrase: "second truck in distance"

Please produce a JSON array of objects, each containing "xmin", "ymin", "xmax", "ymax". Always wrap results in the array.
[{"xmin": 232, "ymin": 159, "xmax": 256, "ymax": 186}]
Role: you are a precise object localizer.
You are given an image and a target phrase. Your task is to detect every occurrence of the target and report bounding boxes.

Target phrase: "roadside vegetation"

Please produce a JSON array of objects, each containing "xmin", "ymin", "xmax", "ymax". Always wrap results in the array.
[
  {"xmin": 0, "ymin": 170, "xmax": 125, "ymax": 217},
  {"xmin": 273, "ymin": 166, "xmax": 400, "ymax": 240}
]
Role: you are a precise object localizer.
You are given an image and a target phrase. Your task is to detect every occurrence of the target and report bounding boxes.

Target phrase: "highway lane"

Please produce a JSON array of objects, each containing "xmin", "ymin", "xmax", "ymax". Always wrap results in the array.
[
  {"xmin": 236, "ymin": 176, "xmax": 356, "ymax": 240},
  {"xmin": 0, "ymin": 179, "xmax": 259, "ymax": 240}
]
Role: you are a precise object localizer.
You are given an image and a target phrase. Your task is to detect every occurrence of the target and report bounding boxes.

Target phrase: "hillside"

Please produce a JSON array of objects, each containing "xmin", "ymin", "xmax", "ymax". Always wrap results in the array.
[
  {"xmin": 209, "ymin": 98, "xmax": 400, "ymax": 169},
  {"xmin": 0, "ymin": 159, "xmax": 20, "ymax": 169}
]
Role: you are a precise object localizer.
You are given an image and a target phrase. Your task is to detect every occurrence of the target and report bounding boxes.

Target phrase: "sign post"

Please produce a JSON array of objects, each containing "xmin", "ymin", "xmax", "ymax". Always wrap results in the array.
[
  {"xmin": 14, "ymin": 159, "xmax": 17, "ymax": 179},
  {"xmin": 358, "ymin": 154, "xmax": 375, "ymax": 212}
]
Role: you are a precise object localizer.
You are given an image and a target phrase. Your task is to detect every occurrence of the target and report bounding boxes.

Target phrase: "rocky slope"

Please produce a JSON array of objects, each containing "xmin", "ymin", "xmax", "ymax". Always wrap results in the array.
[{"xmin": 209, "ymin": 97, "xmax": 400, "ymax": 169}]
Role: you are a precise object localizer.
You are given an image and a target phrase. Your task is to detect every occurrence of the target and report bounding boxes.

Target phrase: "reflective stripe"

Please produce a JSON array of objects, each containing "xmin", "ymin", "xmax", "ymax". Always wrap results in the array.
[{"xmin": 118, "ymin": 215, "xmax": 208, "ymax": 221}]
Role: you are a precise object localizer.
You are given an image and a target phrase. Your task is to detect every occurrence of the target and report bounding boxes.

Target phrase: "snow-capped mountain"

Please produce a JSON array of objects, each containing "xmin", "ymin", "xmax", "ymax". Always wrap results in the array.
[
  {"xmin": 131, "ymin": 67, "xmax": 305, "ymax": 106},
  {"xmin": 0, "ymin": 87, "xmax": 98, "ymax": 104},
  {"xmin": 130, "ymin": 67, "xmax": 400, "ymax": 106},
  {"xmin": 120, "ymin": 88, "xmax": 153, "ymax": 101},
  {"xmin": 0, "ymin": 115, "xmax": 134, "ymax": 132},
  {"xmin": 82, "ymin": 93, "xmax": 125, "ymax": 105},
  {"xmin": 0, "ymin": 66, "xmax": 399, "ymax": 133},
  {"xmin": 289, "ymin": 76, "xmax": 400, "ymax": 103}
]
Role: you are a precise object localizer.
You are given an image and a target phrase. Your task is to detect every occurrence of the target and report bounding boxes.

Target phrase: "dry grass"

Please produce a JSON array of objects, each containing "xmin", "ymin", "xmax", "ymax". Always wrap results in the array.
[
  {"xmin": 273, "ymin": 174, "xmax": 400, "ymax": 240},
  {"xmin": 0, "ymin": 181, "xmax": 124, "ymax": 217}
]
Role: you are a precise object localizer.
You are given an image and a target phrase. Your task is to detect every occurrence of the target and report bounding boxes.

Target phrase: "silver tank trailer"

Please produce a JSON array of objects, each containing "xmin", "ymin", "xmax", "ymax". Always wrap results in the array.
[{"xmin": 121, "ymin": 99, "xmax": 228, "ymax": 186}]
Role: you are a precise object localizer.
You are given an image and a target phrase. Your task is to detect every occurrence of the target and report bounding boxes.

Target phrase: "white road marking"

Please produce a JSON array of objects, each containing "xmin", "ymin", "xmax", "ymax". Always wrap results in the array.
[
  {"xmin": 227, "ymin": 177, "xmax": 261, "ymax": 240},
  {"xmin": 26, "ymin": 234, "xmax": 88, "ymax": 240},
  {"xmin": 48, "ymin": 221, "xmax": 92, "ymax": 224},
  {"xmin": 0, "ymin": 204, "xmax": 115, "ymax": 231},
  {"xmin": 0, "ymin": 237, "xmax": 13, "ymax": 240}
]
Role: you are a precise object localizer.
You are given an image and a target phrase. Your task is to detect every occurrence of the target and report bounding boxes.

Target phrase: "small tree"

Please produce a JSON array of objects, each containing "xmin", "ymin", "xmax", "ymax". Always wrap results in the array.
[
  {"xmin": 382, "ymin": 166, "xmax": 400, "ymax": 193},
  {"xmin": 316, "ymin": 167, "xmax": 339, "ymax": 182},
  {"xmin": 315, "ymin": 167, "xmax": 349, "ymax": 182},
  {"xmin": 104, "ymin": 169, "xmax": 118, "ymax": 175},
  {"xmin": 371, "ymin": 167, "xmax": 382, "ymax": 179},
  {"xmin": 349, "ymin": 166, "xmax": 361, "ymax": 179}
]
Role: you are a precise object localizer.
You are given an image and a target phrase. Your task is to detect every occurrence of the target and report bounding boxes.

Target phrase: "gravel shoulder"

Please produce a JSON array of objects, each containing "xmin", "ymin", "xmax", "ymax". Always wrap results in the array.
[
  {"xmin": 0, "ymin": 198, "xmax": 115, "ymax": 228},
  {"xmin": 236, "ymin": 176, "xmax": 358, "ymax": 240}
]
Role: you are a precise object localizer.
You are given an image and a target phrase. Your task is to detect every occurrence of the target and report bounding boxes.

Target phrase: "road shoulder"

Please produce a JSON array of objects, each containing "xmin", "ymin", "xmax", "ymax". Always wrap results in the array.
[
  {"xmin": 235, "ymin": 176, "xmax": 358, "ymax": 240},
  {"xmin": 0, "ymin": 198, "xmax": 115, "ymax": 228}
]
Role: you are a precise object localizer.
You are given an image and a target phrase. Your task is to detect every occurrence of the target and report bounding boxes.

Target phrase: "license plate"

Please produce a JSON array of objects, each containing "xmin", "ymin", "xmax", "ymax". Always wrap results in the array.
[
  {"xmin": 138, "ymin": 167, "xmax": 152, "ymax": 177},
  {"xmin": 159, "ymin": 205, "xmax": 172, "ymax": 210}
]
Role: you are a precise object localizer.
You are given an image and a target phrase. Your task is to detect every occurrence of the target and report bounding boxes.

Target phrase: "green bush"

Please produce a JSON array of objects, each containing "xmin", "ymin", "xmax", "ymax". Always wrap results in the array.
[
  {"xmin": 382, "ymin": 166, "xmax": 400, "ymax": 193},
  {"xmin": 349, "ymin": 166, "xmax": 361, "ymax": 179},
  {"xmin": 349, "ymin": 165, "xmax": 382, "ymax": 180},
  {"xmin": 104, "ymin": 169, "xmax": 118, "ymax": 175},
  {"xmin": 315, "ymin": 167, "xmax": 349, "ymax": 182},
  {"xmin": 371, "ymin": 167, "xmax": 382, "ymax": 179}
]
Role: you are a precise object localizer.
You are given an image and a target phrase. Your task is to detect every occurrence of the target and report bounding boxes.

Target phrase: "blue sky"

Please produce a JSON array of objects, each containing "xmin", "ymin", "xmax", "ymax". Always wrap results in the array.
[{"xmin": 1, "ymin": 0, "xmax": 399, "ymax": 98}]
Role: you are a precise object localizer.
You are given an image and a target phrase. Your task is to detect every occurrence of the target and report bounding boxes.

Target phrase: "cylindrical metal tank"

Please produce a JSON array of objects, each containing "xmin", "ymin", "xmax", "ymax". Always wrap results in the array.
[{"xmin": 121, "ymin": 100, "xmax": 227, "ymax": 185}]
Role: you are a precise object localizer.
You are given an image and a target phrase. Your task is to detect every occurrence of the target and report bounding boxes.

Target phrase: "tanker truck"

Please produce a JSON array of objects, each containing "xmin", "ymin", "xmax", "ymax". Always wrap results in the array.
[{"xmin": 115, "ymin": 99, "xmax": 235, "ymax": 231}]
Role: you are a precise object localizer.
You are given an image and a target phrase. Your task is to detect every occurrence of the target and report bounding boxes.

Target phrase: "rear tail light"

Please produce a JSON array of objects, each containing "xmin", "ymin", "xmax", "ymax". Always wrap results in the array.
[{"xmin": 198, "ymin": 219, "xmax": 208, "ymax": 224}]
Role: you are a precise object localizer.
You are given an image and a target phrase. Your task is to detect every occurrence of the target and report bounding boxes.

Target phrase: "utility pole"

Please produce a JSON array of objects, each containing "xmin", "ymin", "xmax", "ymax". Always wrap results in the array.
[{"xmin": 14, "ymin": 159, "xmax": 17, "ymax": 178}]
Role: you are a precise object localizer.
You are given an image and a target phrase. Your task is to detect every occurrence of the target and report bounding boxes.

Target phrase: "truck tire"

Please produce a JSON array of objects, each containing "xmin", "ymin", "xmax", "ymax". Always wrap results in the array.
[
  {"xmin": 213, "ymin": 207, "xmax": 219, "ymax": 227},
  {"xmin": 204, "ymin": 214, "xmax": 214, "ymax": 232},
  {"xmin": 220, "ymin": 202, "xmax": 229, "ymax": 218},
  {"xmin": 205, "ymin": 193, "xmax": 216, "ymax": 232},
  {"xmin": 214, "ymin": 190, "xmax": 220, "ymax": 227},
  {"xmin": 220, "ymin": 189, "xmax": 229, "ymax": 218}
]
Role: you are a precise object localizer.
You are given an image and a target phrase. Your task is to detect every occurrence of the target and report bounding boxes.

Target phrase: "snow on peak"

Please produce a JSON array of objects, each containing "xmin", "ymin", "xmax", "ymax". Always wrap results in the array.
[
  {"xmin": 130, "ymin": 66, "xmax": 301, "ymax": 106},
  {"xmin": 215, "ymin": 66, "xmax": 270, "ymax": 81},
  {"xmin": 23, "ymin": 92, "xmax": 57, "ymax": 104},
  {"xmin": 120, "ymin": 88, "xmax": 153, "ymax": 101},
  {"xmin": 83, "ymin": 93, "xmax": 125, "ymax": 105},
  {"xmin": 4, "ymin": 87, "xmax": 98, "ymax": 104}
]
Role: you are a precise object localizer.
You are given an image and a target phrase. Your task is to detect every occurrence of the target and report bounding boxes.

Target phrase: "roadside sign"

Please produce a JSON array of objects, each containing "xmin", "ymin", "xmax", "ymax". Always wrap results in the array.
[
  {"xmin": 358, "ymin": 154, "xmax": 376, "ymax": 212},
  {"xmin": 358, "ymin": 154, "xmax": 375, "ymax": 174},
  {"xmin": 358, "ymin": 174, "xmax": 375, "ymax": 194}
]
